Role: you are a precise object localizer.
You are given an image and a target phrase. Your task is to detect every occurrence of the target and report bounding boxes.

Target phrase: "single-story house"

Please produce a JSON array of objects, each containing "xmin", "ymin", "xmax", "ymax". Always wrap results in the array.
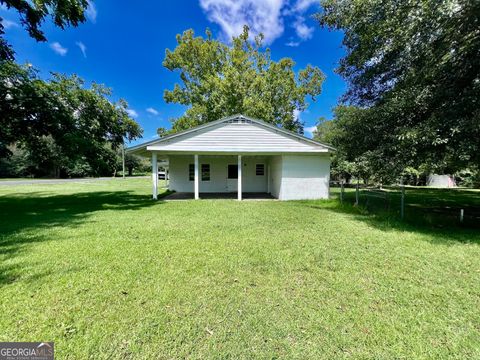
[{"xmin": 127, "ymin": 114, "xmax": 334, "ymax": 200}]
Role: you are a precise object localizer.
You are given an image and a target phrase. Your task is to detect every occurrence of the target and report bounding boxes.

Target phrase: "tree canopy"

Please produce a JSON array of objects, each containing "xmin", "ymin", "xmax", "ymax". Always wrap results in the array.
[
  {"xmin": 162, "ymin": 26, "xmax": 325, "ymax": 134},
  {"xmin": 316, "ymin": 0, "xmax": 480, "ymax": 176},
  {"xmin": 0, "ymin": 62, "xmax": 142, "ymax": 177},
  {"xmin": 0, "ymin": 0, "xmax": 89, "ymax": 60},
  {"xmin": 314, "ymin": 106, "xmax": 398, "ymax": 183}
]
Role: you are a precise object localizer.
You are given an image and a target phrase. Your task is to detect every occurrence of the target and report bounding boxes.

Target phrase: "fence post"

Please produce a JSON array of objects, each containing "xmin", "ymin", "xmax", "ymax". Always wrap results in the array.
[
  {"xmin": 122, "ymin": 143, "xmax": 126, "ymax": 179},
  {"xmin": 340, "ymin": 180, "xmax": 344, "ymax": 204},
  {"xmin": 355, "ymin": 180, "xmax": 359, "ymax": 206},
  {"xmin": 400, "ymin": 185, "xmax": 405, "ymax": 219},
  {"xmin": 460, "ymin": 209, "xmax": 464, "ymax": 223}
]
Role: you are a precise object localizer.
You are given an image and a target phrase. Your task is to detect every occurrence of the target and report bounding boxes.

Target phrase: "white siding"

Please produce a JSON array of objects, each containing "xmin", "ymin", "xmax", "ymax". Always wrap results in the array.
[
  {"xmin": 269, "ymin": 156, "xmax": 282, "ymax": 198},
  {"xmin": 243, "ymin": 159, "xmax": 268, "ymax": 192},
  {"xmin": 169, "ymin": 155, "xmax": 268, "ymax": 193},
  {"xmin": 278, "ymin": 155, "xmax": 330, "ymax": 200},
  {"xmin": 168, "ymin": 154, "xmax": 331, "ymax": 199},
  {"xmin": 148, "ymin": 122, "xmax": 327, "ymax": 153}
]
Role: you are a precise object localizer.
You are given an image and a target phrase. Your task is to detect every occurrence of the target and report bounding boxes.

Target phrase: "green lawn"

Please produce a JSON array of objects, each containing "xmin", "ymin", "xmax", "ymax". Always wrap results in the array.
[{"xmin": 1, "ymin": 178, "xmax": 479, "ymax": 359}]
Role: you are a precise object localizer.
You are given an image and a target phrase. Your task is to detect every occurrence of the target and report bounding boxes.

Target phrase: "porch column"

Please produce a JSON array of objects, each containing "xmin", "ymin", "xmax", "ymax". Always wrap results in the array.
[
  {"xmin": 238, "ymin": 155, "xmax": 242, "ymax": 201},
  {"xmin": 151, "ymin": 152, "xmax": 158, "ymax": 200},
  {"xmin": 194, "ymin": 154, "xmax": 199, "ymax": 200}
]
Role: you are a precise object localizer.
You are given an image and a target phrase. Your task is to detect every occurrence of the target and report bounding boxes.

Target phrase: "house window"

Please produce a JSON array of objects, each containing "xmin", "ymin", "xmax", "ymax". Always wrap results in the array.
[
  {"xmin": 189, "ymin": 164, "xmax": 194, "ymax": 181},
  {"xmin": 201, "ymin": 164, "xmax": 210, "ymax": 181},
  {"xmin": 227, "ymin": 164, "xmax": 238, "ymax": 179},
  {"xmin": 256, "ymin": 164, "xmax": 265, "ymax": 176}
]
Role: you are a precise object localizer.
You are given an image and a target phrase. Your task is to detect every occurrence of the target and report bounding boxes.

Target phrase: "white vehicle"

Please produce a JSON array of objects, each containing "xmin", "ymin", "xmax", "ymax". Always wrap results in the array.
[{"xmin": 158, "ymin": 170, "xmax": 168, "ymax": 180}]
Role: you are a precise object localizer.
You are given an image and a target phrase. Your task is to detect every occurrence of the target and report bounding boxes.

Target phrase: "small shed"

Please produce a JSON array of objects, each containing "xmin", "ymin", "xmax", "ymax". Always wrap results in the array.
[{"xmin": 427, "ymin": 174, "xmax": 456, "ymax": 188}]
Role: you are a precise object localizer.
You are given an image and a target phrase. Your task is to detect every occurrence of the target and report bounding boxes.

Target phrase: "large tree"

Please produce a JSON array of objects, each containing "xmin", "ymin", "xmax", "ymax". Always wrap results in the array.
[
  {"xmin": 0, "ymin": 62, "xmax": 142, "ymax": 176},
  {"xmin": 162, "ymin": 26, "xmax": 325, "ymax": 134},
  {"xmin": 0, "ymin": 0, "xmax": 89, "ymax": 60},
  {"xmin": 314, "ymin": 106, "xmax": 400, "ymax": 183},
  {"xmin": 316, "ymin": 0, "xmax": 480, "ymax": 175}
]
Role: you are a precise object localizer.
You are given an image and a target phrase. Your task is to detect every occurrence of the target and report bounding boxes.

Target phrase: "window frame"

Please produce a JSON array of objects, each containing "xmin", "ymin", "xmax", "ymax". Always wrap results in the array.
[
  {"xmin": 188, "ymin": 164, "xmax": 194, "ymax": 181},
  {"xmin": 201, "ymin": 164, "xmax": 210, "ymax": 181},
  {"xmin": 256, "ymin": 163, "xmax": 265, "ymax": 176},
  {"xmin": 227, "ymin": 164, "xmax": 238, "ymax": 179}
]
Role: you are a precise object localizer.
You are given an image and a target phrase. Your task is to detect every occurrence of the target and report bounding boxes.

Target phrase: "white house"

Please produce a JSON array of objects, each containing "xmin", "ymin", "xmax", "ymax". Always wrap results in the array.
[{"xmin": 127, "ymin": 114, "xmax": 334, "ymax": 200}]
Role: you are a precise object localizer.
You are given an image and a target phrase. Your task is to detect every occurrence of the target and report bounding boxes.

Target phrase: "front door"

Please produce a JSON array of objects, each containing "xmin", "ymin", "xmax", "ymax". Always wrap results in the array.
[{"xmin": 227, "ymin": 164, "xmax": 238, "ymax": 192}]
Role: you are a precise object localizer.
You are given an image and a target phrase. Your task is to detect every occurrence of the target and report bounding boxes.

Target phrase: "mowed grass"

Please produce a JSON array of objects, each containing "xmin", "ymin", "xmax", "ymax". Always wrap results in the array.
[{"xmin": 0, "ymin": 178, "xmax": 479, "ymax": 359}]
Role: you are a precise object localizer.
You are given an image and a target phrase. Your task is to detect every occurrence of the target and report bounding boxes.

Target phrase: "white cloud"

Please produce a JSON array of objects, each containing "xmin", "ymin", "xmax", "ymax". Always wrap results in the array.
[
  {"xmin": 293, "ymin": 16, "xmax": 314, "ymax": 40},
  {"xmin": 285, "ymin": 40, "xmax": 300, "ymax": 47},
  {"xmin": 293, "ymin": 0, "xmax": 319, "ymax": 12},
  {"xmin": 294, "ymin": 109, "xmax": 302, "ymax": 120},
  {"xmin": 126, "ymin": 109, "xmax": 139, "ymax": 118},
  {"xmin": 1, "ymin": 19, "xmax": 19, "ymax": 29},
  {"xmin": 76, "ymin": 41, "xmax": 87, "ymax": 58},
  {"xmin": 304, "ymin": 125, "xmax": 317, "ymax": 135},
  {"xmin": 50, "ymin": 42, "xmax": 68, "ymax": 56},
  {"xmin": 199, "ymin": 0, "xmax": 317, "ymax": 45},
  {"xmin": 146, "ymin": 107, "xmax": 159, "ymax": 116},
  {"xmin": 85, "ymin": 0, "xmax": 97, "ymax": 23},
  {"xmin": 199, "ymin": 0, "xmax": 285, "ymax": 44},
  {"xmin": 294, "ymin": 109, "xmax": 317, "ymax": 137}
]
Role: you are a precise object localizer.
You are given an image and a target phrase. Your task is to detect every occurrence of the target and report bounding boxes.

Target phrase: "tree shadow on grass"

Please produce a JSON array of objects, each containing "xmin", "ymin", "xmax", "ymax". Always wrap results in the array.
[
  {"xmin": 0, "ymin": 190, "xmax": 162, "ymax": 285},
  {"xmin": 301, "ymin": 201, "xmax": 480, "ymax": 245}
]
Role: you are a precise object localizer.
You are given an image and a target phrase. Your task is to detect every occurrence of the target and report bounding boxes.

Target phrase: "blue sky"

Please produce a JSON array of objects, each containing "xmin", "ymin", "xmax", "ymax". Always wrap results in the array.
[{"xmin": 1, "ymin": 0, "xmax": 346, "ymax": 145}]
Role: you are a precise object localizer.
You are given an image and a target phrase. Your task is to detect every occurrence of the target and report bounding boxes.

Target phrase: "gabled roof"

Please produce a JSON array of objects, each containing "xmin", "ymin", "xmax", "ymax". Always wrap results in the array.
[{"xmin": 127, "ymin": 114, "xmax": 335, "ymax": 155}]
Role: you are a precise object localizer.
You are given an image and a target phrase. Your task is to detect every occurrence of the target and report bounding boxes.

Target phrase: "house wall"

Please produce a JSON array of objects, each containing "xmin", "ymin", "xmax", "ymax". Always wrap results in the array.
[
  {"xmin": 168, "ymin": 154, "xmax": 331, "ymax": 199},
  {"xmin": 269, "ymin": 156, "xmax": 282, "ymax": 198},
  {"xmin": 279, "ymin": 155, "xmax": 330, "ymax": 200},
  {"xmin": 243, "ymin": 158, "xmax": 268, "ymax": 192},
  {"xmin": 168, "ymin": 155, "xmax": 268, "ymax": 193}
]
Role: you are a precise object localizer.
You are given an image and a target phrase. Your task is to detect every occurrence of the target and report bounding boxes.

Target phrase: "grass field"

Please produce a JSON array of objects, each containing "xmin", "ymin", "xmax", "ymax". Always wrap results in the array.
[{"xmin": 1, "ymin": 178, "xmax": 479, "ymax": 359}]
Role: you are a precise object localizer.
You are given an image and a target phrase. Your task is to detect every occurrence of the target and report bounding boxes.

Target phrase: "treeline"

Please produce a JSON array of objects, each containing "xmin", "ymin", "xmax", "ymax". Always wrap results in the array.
[
  {"xmin": 0, "ymin": 0, "xmax": 146, "ymax": 178},
  {"xmin": 315, "ymin": 106, "xmax": 480, "ymax": 187},
  {"xmin": 0, "ymin": 62, "xmax": 143, "ymax": 178},
  {"xmin": 314, "ymin": 0, "xmax": 479, "ymax": 187},
  {"xmin": 0, "ymin": 143, "xmax": 151, "ymax": 178}
]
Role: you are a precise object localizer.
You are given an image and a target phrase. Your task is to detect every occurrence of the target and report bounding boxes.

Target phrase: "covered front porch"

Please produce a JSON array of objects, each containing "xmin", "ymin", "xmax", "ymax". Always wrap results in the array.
[{"xmin": 151, "ymin": 153, "xmax": 279, "ymax": 201}]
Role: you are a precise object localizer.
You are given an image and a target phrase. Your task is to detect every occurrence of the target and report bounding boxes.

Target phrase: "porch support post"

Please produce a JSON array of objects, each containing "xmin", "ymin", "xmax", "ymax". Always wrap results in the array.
[
  {"xmin": 194, "ymin": 154, "xmax": 199, "ymax": 200},
  {"xmin": 151, "ymin": 152, "xmax": 158, "ymax": 200},
  {"xmin": 238, "ymin": 155, "xmax": 242, "ymax": 201}
]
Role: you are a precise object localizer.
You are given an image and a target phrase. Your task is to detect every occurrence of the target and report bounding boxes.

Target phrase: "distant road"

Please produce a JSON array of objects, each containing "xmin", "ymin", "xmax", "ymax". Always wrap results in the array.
[{"xmin": 0, "ymin": 177, "xmax": 147, "ymax": 186}]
